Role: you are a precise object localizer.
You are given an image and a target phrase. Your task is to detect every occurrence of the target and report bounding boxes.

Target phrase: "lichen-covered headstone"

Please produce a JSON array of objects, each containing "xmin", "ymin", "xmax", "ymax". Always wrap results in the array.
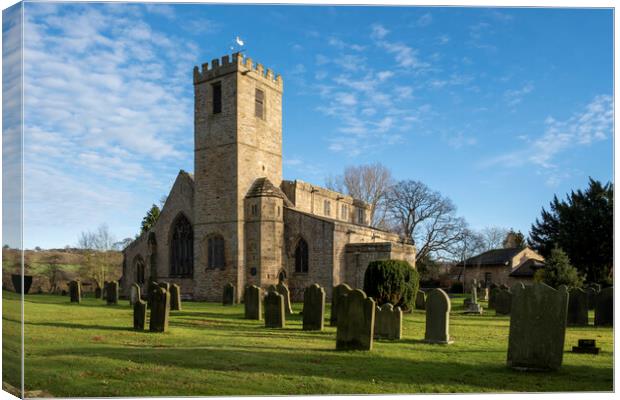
[
  {"xmin": 130, "ymin": 283, "xmax": 141, "ymax": 306},
  {"xmin": 149, "ymin": 287, "xmax": 170, "ymax": 332},
  {"xmin": 415, "ymin": 290, "xmax": 426, "ymax": 310},
  {"xmin": 330, "ymin": 283, "xmax": 353, "ymax": 326},
  {"xmin": 264, "ymin": 290, "xmax": 285, "ymax": 328},
  {"xmin": 244, "ymin": 285, "xmax": 262, "ymax": 320},
  {"xmin": 374, "ymin": 303, "xmax": 402, "ymax": 340},
  {"xmin": 424, "ymin": 288, "xmax": 452, "ymax": 344},
  {"xmin": 507, "ymin": 283, "xmax": 568, "ymax": 371},
  {"xmin": 69, "ymin": 280, "xmax": 81, "ymax": 303},
  {"xmin": 222, "ymin": 283, "xmax": 236, "ymax": 305},
  {"xmin": 133, "ymin": 298, "xmax": 147, "ymax": 330},
  {"xmin": 169, "ymin": 283, "xmax": 182, "ymax": 311},
  {"xmin": 495, "ymin": 288, "xmax": 512, "ymax": 315},
  {"xmin": 106, "ymin": 281, "xmax": 119, "ymax": 305},
  {"xmin": 336, "ymin": 289, "xmax": 375, "ymax": 350},
  {"xmin": 594, "ymin": 287, "xmax": 613, "ymax": 326},
  {"xmin": 567, "ymin": 287, "xmax": 588, "ymax": 326},
  {"xmin": 276, "ymin": 282, "xmax": 293, "ymax": 315},
  {"xmin": 303, "ymin": 283, "xmax": 325, "ymax": 331}
]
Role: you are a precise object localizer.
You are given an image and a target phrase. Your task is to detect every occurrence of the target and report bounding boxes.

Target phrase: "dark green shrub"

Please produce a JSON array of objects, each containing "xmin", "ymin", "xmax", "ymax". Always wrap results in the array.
[
  {"xmin": 363, "ymin": 259, "xmax": 419, "ymax": 311},
  {"xmin": 450, "ymin": 281, "xmax": 463, "ymax": 293}
]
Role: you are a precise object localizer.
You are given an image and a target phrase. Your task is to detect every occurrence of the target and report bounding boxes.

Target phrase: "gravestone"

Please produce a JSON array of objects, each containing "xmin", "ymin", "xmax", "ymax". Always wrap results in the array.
[
  {"xmin": 585, "ymin": 287, "xmax": 598, "ymax": 310},
  {"xmin": 158, "ymin": 281, "xmax": 170, "ymax": 292},
  {"xmin": 276, "ymin": 282, "xmax": 294, "ymax": 315},
  {"xmin": 479, "ymin": 287, "xmax": 489, "ymax": 302},
  {"xmin": 130, "ymin": 283, "xmax": 141, "ymax": 306},
  {"xmin": 303, "ymin": 283, "xmax": 325, "ymax": 331},
  {"xmin": 222, "ymin": 283, "xmax": 236, "ymax": 305},
  {"xmin": 594, "ymin": 287, "xmax": 613, "ymax": 326},
  {"xmin": 147, "ymin": 281, "xmax": 158, "ymax": 309},
  {"xmin": 500, "ymin": 283, "xmax": 509, "ymax": 290},
  {"xmin": 244, "ymin": 285, "xmax": 262, "ymax": 320},
  {"xmin": 572, "ymin": 339, "xmax": 600, "ymax": 355},
  {"xmin": 464, "ymin": 284, "xmax": 483, "ymax": 314},
  {"xmin": 264, "ymin": 290, "xmax": 285, "ymax": 328},
  {"xmin": 424, "ymin": 288, "xmax": 453, "ymax": 344},
  {"xmin": 169, "ymin": 284, "xmax": 182, "ymax": 311},
  {"xmin": 133, "ymin": 298, "xmax": 147, "ymax": 331},
  {"xmin": 567, "ymin": 287, "xmax": 588, "ymax": 326},
  {"xmin": 69, "ymin": 280, "xmax": 81, "ymax": 303},
  {"xmin": 149, "ymin": 286, "xmax": 170, "ymax": 332},
  {"xmin": 94, "ymin": 286, "xmax": 102, "ymax": 299},
  {"xmin": 488, "ymin": 283, "xmax": 499, "ymax": 309},
  {"xmin": 415, "ymin": 290, "xmax": 426, "ymax": 310},
  {"xmin": 330, "ymin": 283, "xmax": 353, "ymax": 326},
  {"xmin": 106, "ymin": 281, "xmax": 119, "ymax": 305},
  {"xmin": 336, "ymin": 289, "xmax": 375, "ymax": 351},
  {"xmin": 507, "ymin": 282, "xmax": 568, "ymax": 371},
  {"xmin": 374, "ymin": 303, "xmax": 402, "ymax": 340},
  {"xmin": 495, "ymin": 288, "xmax": 512, "ymax": 315}
]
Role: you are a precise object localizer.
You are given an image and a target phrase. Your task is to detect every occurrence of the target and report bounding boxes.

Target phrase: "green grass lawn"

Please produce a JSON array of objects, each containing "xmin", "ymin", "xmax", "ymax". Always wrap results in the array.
[{"xmin": 2, "ymin": 290, "xmax": 613, "ymax": 396}]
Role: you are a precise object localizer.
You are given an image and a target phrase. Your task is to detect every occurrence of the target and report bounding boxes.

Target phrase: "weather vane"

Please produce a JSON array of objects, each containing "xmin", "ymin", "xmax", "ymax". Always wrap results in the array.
[{"xmin": 230, "ymin": 36, "xmax": 246, "ymax": 53}]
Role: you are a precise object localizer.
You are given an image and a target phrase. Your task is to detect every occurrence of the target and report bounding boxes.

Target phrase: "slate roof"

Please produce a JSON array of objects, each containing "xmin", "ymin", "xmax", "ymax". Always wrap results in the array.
[
  {"xmin": 246, "ymin": 177, "xmax": 294, "ymax": 207},
  {"xmin": 509, "ymin": 259, "xmax": 545, "ymax": 277},
  {"xmin": 455, "ymin": 248, "xmax": 524, "ymax": 267}
]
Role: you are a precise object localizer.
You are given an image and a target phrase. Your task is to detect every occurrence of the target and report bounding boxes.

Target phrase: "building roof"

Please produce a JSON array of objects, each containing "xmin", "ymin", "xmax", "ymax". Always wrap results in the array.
[
  {"xmin": 246, "ymin": 177, "xmax": 294, "ymax": 207},
  {"xmin": 456, "ymin": 247, "xmax": 524, "ymax": 268},
  {"xmin": 509, "ymin": 259, "xmax": 545, "ymax": 277}
]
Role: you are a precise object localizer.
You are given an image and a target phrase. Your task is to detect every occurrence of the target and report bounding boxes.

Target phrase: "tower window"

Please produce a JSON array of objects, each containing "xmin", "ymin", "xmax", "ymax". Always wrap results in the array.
[
  {"xmin": 212, "ymin": 82, "xmax": 222, "ymax": 114},
  {"xmin": 255, "ymin": 88, "xmax": 264, "ymax": 119}
]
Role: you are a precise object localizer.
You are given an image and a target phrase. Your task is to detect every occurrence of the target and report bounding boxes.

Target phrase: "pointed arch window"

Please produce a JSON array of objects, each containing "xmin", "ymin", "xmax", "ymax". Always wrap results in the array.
[
  {"xmin": 295, "ymin": 238, "xmax": 309, "ymax": 273},
  {"xmin": 134, "ymin": 255, "xmax": 146, "ymax": 284},
  {"xmin": 170, "ymin": 214, "xmax": 194, "ymax": 277},
  {"xmin": 208, "ymin": 235, "xmax": 225, "ymax": 269}
]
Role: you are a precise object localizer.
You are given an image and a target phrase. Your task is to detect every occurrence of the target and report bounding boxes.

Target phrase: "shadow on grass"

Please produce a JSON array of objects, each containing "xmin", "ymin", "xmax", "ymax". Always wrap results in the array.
[
  {"xmin": 24, "ymin": 321, "xmax": 130, "ymax": 332},
  {"xmin": 36, "ymin": 344, "xmax": 613, "ymax": 392}
]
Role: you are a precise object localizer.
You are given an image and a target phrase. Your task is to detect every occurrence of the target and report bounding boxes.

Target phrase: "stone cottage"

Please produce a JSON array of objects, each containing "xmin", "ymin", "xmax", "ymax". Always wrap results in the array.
[
  {"xmin": 451, "ymin": 247, "xmax": 545, "ymax": 289},
  {"xmin": 121, "ymin": 52, "xmax": 416, "ymax": 301}
]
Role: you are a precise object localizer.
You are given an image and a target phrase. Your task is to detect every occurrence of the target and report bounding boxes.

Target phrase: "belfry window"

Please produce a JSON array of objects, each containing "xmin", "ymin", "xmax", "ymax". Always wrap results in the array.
[
  {"xmin": 208, "ymin": 235, "xmax": 225, "ymax": 269},
  {"xmin": 212, "ymin": 82, "xmax": 222, "ymax": 114},
  {"xmin": 295, "ymin": 238, "xmax": 309, "ymax": 273},
  {"xmin": 170, "ymin": 214, "xmax": 194, "ymax": 277},
  {"xmin": 255, "ymin": 88, "xmax": 265, "ymax": 119}
]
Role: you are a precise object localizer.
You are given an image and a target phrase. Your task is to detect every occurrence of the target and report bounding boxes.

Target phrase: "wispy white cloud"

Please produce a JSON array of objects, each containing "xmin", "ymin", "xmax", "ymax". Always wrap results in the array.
[
  {"xmin": 416, "ymin": 13, "xmax": 433, "ymax": 27},
  {"xmin": 504, "ymin": 83, "xmax": 534, "ymax": 107},
  {"xmin": 481, "ymin": 95, "xmax": 613, "ymax": 171}
]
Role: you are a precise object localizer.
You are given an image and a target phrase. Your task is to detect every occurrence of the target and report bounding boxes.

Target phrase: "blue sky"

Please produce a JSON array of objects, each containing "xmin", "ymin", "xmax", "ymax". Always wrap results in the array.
[{"xmin": 9, "ymin": 3, "xmax": 614, "ymax": 249}]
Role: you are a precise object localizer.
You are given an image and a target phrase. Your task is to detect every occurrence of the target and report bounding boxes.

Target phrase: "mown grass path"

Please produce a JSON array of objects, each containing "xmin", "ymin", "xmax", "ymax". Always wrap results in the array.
[{"xmin": 2, "ymin": 290, "xmax": 613, "ymax": 396}]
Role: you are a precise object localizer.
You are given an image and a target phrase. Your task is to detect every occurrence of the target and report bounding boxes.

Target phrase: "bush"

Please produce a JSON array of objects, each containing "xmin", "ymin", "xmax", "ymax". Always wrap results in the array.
[
  {"xmin": 363, "ymin": 259, "xmax": 419, "ymax": 311},
  {"xmin": 449, "ymin": 281, "xmax": 463, "ymax": 293},
  {"xmin": 534, "ymin": 247, "xmax": 584, "ymax": 289}
]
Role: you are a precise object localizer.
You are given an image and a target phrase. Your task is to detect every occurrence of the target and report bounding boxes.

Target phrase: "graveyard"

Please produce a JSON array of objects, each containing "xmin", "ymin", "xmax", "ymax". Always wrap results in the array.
[{"xmin": 2, "ymin": 289, "xmax": 613, "ymax": 397}]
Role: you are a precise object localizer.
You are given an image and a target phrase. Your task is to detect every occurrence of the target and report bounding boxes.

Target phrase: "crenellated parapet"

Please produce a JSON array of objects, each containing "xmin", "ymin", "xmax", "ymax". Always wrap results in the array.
[{"xmin": 193, "ymin": 52, "xmax": 283, "ymax": 90}]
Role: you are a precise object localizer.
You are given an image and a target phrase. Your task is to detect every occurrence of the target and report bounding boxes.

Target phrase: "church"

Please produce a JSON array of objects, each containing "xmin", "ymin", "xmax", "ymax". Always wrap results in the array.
[{"xmin": 121, "ymin": 52, "xmax": 416, "ymax": 301}]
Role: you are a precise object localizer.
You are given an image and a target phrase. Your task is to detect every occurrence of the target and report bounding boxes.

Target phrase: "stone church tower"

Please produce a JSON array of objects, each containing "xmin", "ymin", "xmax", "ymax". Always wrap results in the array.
[{"xmin": 192, "ymin": 53, "xmax": 284, "ymax": 300}]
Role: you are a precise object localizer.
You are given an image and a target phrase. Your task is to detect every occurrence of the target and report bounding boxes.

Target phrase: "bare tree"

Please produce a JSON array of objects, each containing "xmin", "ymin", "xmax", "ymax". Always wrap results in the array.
[
  {"xmin": 40, "ymin": 253, "xmax": 63, "ymax": 293},
  {"xmin": 325, "ymin": 162, "xmax": 393, "ymax": 227},
  {"xmin": 480, "ymin": 226, "xmax": 510, "ymax": 251},
  {"xmin": 386, "ymin": 180, "xmax": 468, "ymax": 261},
  {"xmin": 450, "ymin": 228, "xmax": 485, "ymax": 288},
  {"xmin": 77, "ymin": 224, "xmax": 117, "ymax": 288}
]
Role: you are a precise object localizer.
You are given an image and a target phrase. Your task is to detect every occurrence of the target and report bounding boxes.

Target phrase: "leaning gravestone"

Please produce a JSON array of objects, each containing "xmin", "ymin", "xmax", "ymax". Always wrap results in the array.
[
  {"xmin": 169, "ymin": 284, "xmax": 182, "ymax": 311},
  {"xmin": 106, "ymin": 281, "xmax": 119, "ymax": 305},
  {"xmin": 594, "ymin": 287, "xmax": 613, "ymax": 326},
  {"xmin": 303, "ymin": 283, "xmax": 325, "ymax": 331},
  {"xmin": 264, "ymin": 290, "xmax": 285, "ymax": 328},
  {"xmin": 149, "ymin": 286, "xmax": 170, "ymax": 332},
  {"xmin": 222, "ymin": 283, "xmax": 236, "ymax": 305},
  {"xmin": 130, "ymin": 283, "xmax": 141, "ymax": 306},
  {"xmin": 415, "ymin": 290, "xmax": 426, "ymax": 310},
  {"xmin": 507, "ymin": 282, "xmax": 568, "ymax": 371},
  {"xmin": 330, "ymin": 283, "xmax": 353, "ymax": 326},
  {"xmin": 276, "ymin": 282, "xmax": 294, "ymax": 315},
  {"xmin": 567, "ymin": 287, "xmax": 588, "ymax": 326},
  {"xmin": 133, "ymin": 298, "xmax": 147, "ymax": 331},
  {"xmin": 374, "ymin": 303, "xmax": 402, "ymax": 340},
  {"xmin": 336, "ymin": 289, "xmax": 376, "ymax": 350},
  {"xmin": 424, "ymin": 288, "xmax": 453, "ymax": 344},
  {"xmin": 69, "ymin": 280, "xmax": 81, "ymax": 303},
  {"xmin": 244, "ymin": 285, "xmax": 262, "ymax": 320},
  {"xmin": 495, "ymin": 288, "xmax": 512, "ymax": 315}
]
